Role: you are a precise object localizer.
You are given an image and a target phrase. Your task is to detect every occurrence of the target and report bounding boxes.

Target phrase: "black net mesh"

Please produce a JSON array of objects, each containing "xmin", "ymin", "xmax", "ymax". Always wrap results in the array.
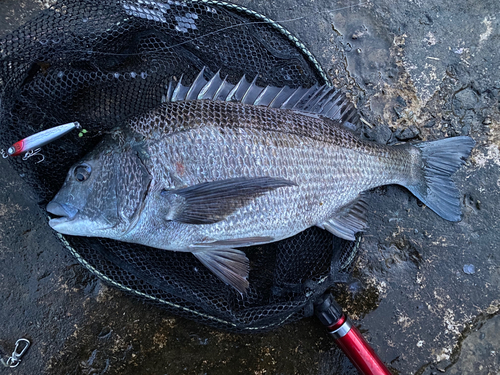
[{"xmin": 0, "ymin": 0, "xmax": 359, "ymax": 332}]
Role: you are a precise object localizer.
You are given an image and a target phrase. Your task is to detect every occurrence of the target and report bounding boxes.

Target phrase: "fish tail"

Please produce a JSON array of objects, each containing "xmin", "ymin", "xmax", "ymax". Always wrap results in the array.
[{"xmin": 406, "ymin": 136, "xmax": 475, "ymax": 221}]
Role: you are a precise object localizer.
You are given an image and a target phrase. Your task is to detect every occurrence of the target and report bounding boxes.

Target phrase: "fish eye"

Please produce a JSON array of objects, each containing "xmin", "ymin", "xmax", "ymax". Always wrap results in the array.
[{"xmin": 74, "ymin": 164, "xmax": 92, "ymax": 182}]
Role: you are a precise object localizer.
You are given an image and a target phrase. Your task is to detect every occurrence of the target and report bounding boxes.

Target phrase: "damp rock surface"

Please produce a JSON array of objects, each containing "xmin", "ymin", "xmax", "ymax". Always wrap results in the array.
[{"xmin": 1, "ymin": 0, "xmax": 499, "ymax": 374}]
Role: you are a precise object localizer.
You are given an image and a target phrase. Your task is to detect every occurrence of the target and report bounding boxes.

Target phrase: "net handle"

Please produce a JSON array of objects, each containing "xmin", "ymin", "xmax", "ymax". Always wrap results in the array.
[{"xmin": 315, "ymin": 293, "xmax": 392, "ymax": 375}]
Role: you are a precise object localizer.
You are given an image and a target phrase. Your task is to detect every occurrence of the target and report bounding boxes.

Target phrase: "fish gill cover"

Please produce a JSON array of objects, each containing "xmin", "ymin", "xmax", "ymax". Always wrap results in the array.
[{"xmin": 0, "ymin": 0, "xmax": 358, "ymax": 332}]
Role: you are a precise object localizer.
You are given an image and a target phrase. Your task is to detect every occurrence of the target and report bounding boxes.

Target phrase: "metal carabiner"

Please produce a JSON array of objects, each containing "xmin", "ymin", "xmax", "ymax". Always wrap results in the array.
[{"xmin": 1, "ymin": 338, "xmax": 30, "ymax": 368}]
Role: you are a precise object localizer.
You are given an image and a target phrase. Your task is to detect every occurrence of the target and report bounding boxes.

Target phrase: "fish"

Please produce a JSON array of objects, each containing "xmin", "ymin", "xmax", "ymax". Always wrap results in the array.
[{"xmin": 46, "ymin": 70, "xmax": 475, "ymax": 294}]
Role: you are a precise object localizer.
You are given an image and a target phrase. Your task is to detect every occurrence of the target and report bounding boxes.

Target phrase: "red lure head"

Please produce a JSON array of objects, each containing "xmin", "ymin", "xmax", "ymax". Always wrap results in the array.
[{"xmin": 8, "ymin": 140, "xmax": 25, "ymax": 156}]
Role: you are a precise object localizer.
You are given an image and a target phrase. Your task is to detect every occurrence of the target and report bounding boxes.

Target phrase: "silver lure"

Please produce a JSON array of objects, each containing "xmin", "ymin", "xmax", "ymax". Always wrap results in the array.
[{"xmin": 7, "ymin": 122, "xmax": 81, "ymax": 156}]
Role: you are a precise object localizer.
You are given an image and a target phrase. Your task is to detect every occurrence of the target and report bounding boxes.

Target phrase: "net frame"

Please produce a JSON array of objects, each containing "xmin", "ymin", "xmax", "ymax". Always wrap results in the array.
[{"xmin": 0, "ymin": 0, "xmax": 359, "ymax": 332}]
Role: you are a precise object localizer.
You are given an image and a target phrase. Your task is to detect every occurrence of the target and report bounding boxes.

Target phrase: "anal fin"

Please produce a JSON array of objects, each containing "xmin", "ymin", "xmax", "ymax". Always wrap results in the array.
[
  {"xmin": 193, "ymin": 248, "xmax": 250, "ymax": 294},
  {"xmin": 318, "ymin": 196, "xmax": 368, "ymax": 241}
]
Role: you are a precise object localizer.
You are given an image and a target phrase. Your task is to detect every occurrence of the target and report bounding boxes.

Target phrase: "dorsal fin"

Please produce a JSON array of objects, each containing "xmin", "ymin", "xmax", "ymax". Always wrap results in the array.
[{"xmin": 163, "ymin": 68, "xmax": 358, "ymax": 124}]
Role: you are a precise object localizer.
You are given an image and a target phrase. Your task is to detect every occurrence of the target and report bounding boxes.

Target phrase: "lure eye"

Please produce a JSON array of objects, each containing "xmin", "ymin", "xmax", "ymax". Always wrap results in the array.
[{"xmin": 74, "ymin": 164, "xmax": 91, "ymax": 182}]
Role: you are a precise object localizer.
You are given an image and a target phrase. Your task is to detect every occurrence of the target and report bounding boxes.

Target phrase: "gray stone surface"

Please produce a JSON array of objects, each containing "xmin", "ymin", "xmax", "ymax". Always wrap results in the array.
[{"xmin": 1, "ymin": 0, "xmax": 499, "ymax": 374}]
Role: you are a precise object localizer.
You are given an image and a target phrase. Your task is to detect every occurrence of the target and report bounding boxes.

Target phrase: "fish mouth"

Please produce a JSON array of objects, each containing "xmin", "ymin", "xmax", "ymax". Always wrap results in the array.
[{"xmin": 47, "ymin": 201, "xmax": 79, "ymax": 227}]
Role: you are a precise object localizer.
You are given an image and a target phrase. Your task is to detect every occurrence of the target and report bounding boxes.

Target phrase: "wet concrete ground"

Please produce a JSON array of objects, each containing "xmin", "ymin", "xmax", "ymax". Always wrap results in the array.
[{"xmin": 1, "ymin": 0, "xmax": 499, "ymax": 374}]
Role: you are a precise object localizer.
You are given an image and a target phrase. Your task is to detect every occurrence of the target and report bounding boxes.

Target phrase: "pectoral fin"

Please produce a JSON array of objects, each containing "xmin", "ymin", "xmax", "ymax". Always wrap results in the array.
[
  {"xmin": 318, "ymin": 196, "xmax": 368, "ymax": 241},
  {"xmin": 192, "ymin": 248, "xmax": 250, "ymax": 294},
  {"xmin": 162, "ymin": 176, "xmax": 295, "ymax": 225}
]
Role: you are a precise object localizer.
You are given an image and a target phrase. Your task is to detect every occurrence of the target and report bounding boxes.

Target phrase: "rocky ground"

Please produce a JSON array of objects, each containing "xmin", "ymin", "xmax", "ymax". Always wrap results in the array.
[{"xmin": 0, "ymin": 0, "xmax": 499, "ymax": 374}]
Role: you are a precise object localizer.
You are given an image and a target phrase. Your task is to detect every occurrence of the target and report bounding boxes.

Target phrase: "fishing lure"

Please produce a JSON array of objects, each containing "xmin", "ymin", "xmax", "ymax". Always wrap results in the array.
[{"xmin": 7, "ymin": 122, "xmax": 81, "ymax": 157}]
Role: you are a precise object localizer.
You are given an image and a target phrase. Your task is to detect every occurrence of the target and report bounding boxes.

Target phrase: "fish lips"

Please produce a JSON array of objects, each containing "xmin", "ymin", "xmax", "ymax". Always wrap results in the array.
[{"xmin": 47, "ymin": 201, "xmax": 79, "ymax": 228}]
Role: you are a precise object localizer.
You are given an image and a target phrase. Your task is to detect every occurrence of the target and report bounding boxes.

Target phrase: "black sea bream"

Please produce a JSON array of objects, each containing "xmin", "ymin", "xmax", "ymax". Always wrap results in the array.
[{"xmin": 47, "ymin": 71, "xmax": 475, "ymax": 293}]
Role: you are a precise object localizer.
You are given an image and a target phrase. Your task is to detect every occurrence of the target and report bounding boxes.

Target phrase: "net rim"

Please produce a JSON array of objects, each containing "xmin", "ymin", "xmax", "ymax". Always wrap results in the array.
[{"xmin": 5, "ymin": 0, "xmax": 343, "ymax": 332}]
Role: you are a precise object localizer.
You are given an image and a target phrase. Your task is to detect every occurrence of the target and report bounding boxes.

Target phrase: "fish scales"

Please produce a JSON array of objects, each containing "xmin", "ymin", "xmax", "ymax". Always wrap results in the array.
[{"xmin": 129, "ymin": 101, "xmax": 414, "ymax": 245}]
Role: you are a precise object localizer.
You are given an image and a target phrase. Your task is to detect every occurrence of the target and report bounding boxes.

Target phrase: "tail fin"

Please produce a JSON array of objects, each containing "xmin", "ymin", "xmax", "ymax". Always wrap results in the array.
[{"xmin": 406, "ymin": 136, "xmax": 475, "ymax": 221}]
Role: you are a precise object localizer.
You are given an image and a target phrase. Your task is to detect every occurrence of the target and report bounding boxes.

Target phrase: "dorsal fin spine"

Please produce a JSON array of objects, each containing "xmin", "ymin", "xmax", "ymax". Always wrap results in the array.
[
  {"xmin": 323, "ymin": 95, "xmax": 343, "ymax": 119},
  {"xmin": 303, "ymin": 84, "xmax": 327, "ymax": 110},
  {"xmin": 291, "ymin": 85, "xmax": 319, "ymax": 110},
  {"xmin": 318, "ymin": 90, "xmax": 338, "ymax": 114},
  {"xmin": 268, "ymin": 86, "xmax": 288, "ymax": 108},
  {"xmin": 241, "ymin": 75, "xmax": 261, "ymax": 104},
  {"xmin": 172, "ymin": 74, "xmax": 185, "ymax": 101},
  {"xmin": 186, "ymin": 67, "xmax": 207, "ymax": 100},
  {"xmin": 166, "ymin": 81, "xmax": 174, "ymax": 102},
  {"xmin": 213, "ymin": 74, "xmax": 230, "ymax": 101},
  {"xmin": 202, "ymin": 70, "xmax": 223, "ymax": 100},
  {"xmin": 254, "ymin": 85, "xmax": 274, "ymax": 106},
  {"xmin": 315, "ymin": 87, "xmax": 336, "ymax": 112},
  {"xmin": 280, "ymin": 87, "xmax": 307, "ymax": 109},
  {"xmin": 226, "ymin": 75, "xmax": 246, "ymax": 101},
  {"xmin": 165, "ymin": 68, "xmax": 357, "ymax": 124}
]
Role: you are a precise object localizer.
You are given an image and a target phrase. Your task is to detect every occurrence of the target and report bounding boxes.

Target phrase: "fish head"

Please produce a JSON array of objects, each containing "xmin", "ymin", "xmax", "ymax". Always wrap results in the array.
[{"xmin": 47, "ymin": 137, "xmax": 151, "ymax": 238}]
